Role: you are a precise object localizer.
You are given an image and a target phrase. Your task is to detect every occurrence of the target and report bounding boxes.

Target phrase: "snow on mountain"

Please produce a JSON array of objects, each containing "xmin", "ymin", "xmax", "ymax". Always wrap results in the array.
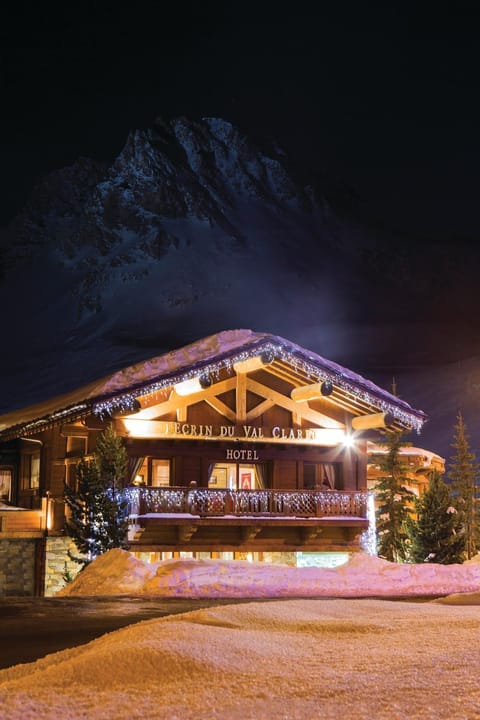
[{"xmin": 0, "ymin": 116, "xmax": 475, "ymax": 460}]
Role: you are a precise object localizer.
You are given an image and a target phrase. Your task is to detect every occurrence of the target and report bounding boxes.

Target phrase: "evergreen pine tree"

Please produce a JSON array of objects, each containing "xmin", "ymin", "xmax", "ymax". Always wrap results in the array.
[
  {"xmin": 374, "ymin": 431, "xmax": 415, "ymax": 562},
  {"xmin": 407, "ymin": 470, "xmax": 465, "ymax": 564},
  {"xmin": 448, "ymin": 411, "xmax": 480, "ymax": 559},
  {"xmin": 94, "ymin": 424, "xmax": 128, "ymax": 489},
  {"xmin": 64, "ymin": 424, "xmax": 129, "ymax": 564},
  {"xmin": 94, "ymin": 424, "xmax": 129, "ymax": 549}
]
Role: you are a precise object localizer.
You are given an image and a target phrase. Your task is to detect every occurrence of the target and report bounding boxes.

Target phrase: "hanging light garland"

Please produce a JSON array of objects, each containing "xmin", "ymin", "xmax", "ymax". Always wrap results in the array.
[
  {"xmin": 91, "ymin": 339, "xmax": 426, "ymax": 432},
  {"xmin": 0, "ymin": 403, "xmax": 90, "ymax": 440}
]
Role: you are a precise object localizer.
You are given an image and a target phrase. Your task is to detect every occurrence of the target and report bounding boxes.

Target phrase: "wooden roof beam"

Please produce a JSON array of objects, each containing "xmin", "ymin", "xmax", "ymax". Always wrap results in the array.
[
  {"xmin": 205, "ymin": 397, "xmax": 236, "ymax": 423},
  {"xmin": 233, "ymin": 352, "xmax": 274, "ymax": 374},
  {"xmin": 351, "ymin": 412, "xmax": 394, "ymax": 431},
  {"xmin": 291, "ymin": 381, "xmax": 334, "ymax": 402}
]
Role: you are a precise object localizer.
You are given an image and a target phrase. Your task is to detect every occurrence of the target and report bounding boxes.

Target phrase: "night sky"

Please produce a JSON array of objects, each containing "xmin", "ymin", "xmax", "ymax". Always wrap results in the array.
[
  {"xmin": 1, "ymin": 2, "xmax": 480, "ymax": 455},
  {"xmin": 2, "ymin": 2, "xmax": 479, "ymax": 237}
]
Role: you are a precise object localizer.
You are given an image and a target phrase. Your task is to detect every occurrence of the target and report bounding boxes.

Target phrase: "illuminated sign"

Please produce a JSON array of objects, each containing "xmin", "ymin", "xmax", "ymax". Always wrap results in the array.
[
  {"xmin": 122, "ymin": 419, "xmax": 345, "ymax": 445},
  {"xmin": 226, "ymin": 448, "xmax": 259, "ymax": 461}
]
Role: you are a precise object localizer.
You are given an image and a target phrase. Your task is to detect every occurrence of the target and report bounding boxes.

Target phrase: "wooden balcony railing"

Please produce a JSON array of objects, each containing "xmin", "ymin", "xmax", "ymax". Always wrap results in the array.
[{"xmin": 123, "ymin": 487, "xmax": 367, "ymax": 519}]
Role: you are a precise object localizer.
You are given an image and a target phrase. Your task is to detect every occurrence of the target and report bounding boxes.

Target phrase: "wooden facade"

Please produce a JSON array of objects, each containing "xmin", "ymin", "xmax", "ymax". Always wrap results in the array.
[{"xmin": 0, "ymin": 330, "xmax": 427, "ymax": 563}]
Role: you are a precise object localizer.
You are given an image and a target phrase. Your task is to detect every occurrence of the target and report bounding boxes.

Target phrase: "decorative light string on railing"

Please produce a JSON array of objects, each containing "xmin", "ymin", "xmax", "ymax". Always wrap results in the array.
[{"xmin": 123, "ymin": 486, "xmax": 368, "ymax": 518}]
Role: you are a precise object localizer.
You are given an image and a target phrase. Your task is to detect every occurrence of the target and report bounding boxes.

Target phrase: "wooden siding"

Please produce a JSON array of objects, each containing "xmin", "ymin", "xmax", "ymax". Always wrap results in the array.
[
  {"xmin": 274, "ymin": 460, "xmax": 298, "ymax": 489},
  {"xmin": 0, "ymin": 510, "xmax": 44, "ymax": 536}
]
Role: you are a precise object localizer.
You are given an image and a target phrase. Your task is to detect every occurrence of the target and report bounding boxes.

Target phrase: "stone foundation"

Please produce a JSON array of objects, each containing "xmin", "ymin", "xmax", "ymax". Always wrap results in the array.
[
  {"xmin": 44, "ymin": 537, "xmax": 82, "ymax": 596},
  {"xmin": 0, "ymin": 539, "xmax": 37, "ymax": 596}
]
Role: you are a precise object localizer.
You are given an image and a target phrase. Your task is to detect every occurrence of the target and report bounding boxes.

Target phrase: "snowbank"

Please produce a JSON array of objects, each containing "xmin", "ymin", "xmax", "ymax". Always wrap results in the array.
[
  {"xmin": 58, "ymin": 548, "xmax": 157, "ymax": 596},
  {"xmin": 57, "ymin": 549, "xmax": 480, "ymax": 598}
]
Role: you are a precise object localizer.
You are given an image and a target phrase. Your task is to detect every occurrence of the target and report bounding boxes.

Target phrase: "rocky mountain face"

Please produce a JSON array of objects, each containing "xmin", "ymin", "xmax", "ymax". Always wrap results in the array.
[
  {"xmin": 0, "ymin": 116, "xmax": 477, "ymax": 458},
  {"xmin": 2, "ymin": 117, "xmax": 332, "ymax": 311}
]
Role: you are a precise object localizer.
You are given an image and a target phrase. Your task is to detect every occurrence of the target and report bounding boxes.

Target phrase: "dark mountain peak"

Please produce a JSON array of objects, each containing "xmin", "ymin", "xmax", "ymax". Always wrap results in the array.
[
  {"xmin": 0, "ymin": 116, "xmax": 338, "ymax": 319},
  {"xmin": 108, "ymin": 115, "xmax": 314, "ymax": 215},
  {"xmin": 1, "ymin": 118, "xmax": 320, "ymax": 264}
]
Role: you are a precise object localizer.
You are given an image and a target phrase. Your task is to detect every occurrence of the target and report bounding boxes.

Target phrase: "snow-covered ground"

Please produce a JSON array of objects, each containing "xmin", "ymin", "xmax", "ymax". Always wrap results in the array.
[{"xmin": 2, "ymin": 550, "xmax": 480, "ymax": 720}]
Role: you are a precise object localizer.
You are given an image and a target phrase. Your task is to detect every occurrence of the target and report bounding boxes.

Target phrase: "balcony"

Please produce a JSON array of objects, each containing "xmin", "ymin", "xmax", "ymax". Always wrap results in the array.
[
  {"xmin": 124, "ymin": 486, "xmax": 367, "ymax": 518},
  {"xmin": 124, "ymin": 487, "xmax": 369, "ymax": 552}
]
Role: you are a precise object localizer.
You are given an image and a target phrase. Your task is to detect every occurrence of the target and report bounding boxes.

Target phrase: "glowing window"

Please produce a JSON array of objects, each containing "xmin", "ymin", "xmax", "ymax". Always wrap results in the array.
[
  {"xmin": 30, "ymin": 454, "xmax": 40, "ymax": 489},
  {"xmin": 0, "ymin": 468, "xmax": 12, "ymax": 502},
  {"xmin": 151, "ymin": 459, "xmax": 170, "ymax": 487}
]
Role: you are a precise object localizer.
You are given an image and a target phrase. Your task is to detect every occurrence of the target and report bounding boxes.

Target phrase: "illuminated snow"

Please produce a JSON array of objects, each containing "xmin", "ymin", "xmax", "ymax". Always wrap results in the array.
[{"xmin": 2, "ymin": 550, "xmax": 480, "ymax": 719}]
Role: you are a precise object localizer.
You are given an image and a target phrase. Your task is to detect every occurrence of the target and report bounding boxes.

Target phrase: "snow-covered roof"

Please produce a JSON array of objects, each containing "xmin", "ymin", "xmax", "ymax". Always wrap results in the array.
[
  {"xmin": 0, "ymin": 329, "xmax": 427, "ymax": 439},
  {"xmin": 367, "ymin": 441, "xmax": 444, "ymax": 464}
]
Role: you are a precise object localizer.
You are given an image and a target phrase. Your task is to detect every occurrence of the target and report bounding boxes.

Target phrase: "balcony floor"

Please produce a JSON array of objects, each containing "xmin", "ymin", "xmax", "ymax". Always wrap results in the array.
[{"xmin": 129, "ymin": 513, "xmax": 369, "ymax": 552}]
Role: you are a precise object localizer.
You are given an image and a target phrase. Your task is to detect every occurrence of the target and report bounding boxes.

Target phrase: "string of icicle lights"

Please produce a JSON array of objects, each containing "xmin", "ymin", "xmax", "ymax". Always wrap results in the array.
[
  {"xmin": 0, "ymin": 403, "xmax": 90, "ymax": 440},
  {"xmin": 92, "ymin": 341, "xmax": 425, "ymax": 432}
]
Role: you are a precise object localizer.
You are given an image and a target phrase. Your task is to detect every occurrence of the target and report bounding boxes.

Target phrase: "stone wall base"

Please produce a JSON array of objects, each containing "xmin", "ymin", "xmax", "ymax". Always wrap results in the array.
[
  {"xmin": 44, "ymin": 537, "xmax": 83, "ymax": 597},
  {"xmin": 0, "ymin": 539, "xmax": 37, "ymax": 596}
]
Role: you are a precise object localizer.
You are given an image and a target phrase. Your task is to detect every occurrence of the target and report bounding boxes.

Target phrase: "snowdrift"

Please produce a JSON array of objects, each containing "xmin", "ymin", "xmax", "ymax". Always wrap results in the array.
[
  {"xmin": 57, "ymin": 549, "xmax": 480, "ymax": 599},
  {"xmin": 3, "ymin": 596, "xmax": 480, "ymax": 719}
]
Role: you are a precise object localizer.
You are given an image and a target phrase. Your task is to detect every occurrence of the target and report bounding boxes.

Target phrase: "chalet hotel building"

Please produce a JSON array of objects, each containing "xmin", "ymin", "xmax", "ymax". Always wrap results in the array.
[{"xmin": 0, "ymin": 329, "xmax": 428, "ymax": 595}]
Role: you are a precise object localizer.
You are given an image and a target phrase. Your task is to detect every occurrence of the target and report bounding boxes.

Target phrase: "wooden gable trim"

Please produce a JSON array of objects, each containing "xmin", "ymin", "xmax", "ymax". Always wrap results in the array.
[
  {"xmin": 124, "ymin": 369, "xmax": 345, "ymax": 429},
  {"xmin": 246, "ymin": 378, "xmax": 344, "ymax": 429},
  {"xmin": 204, "ymin": 397, "xmax": 236, "ymax": 423},
  {"xmin": 134, "ymin": 377, "xmax": 237, "ymax": 419},
  {"xmin": 236, "ymin": 372, "xmax": 247, "ymax": 423},
  {"xmin": 246, "ymin": 399, "xmax": 275, "ymax": 422}
]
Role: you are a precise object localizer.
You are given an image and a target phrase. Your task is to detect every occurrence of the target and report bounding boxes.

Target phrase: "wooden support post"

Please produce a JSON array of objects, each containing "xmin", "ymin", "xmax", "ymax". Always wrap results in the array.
[
  {"xmin": 176, "ymin": 406, "xmax": 187, "ymax": 422},
  {"xmin": 300, "ymin": 527, "xmax": 323, "ymax": 543},
  {"xmin": 178, "ymin": 525, "xmax": 198, "ymax": 543},
  {"xmin": 241, "ymin": 526, "xmax": 262, "ymax": 542},
  {"xmin": 236, "ymin": 372, "xmax": 247, "ymax": 423}
]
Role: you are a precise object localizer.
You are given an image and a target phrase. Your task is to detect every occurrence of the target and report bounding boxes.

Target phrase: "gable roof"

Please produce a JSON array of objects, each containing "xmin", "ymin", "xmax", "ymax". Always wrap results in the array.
[{"xmin": 0, "ymin": 329, "xmax": 427, "ymax": 439}]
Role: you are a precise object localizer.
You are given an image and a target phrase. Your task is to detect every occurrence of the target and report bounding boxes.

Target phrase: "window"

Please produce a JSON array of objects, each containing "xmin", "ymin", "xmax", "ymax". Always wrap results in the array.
[
  {"xmin": 65, "ymin": 461, "xmax": 79, "ymax": 490},
  {"xmin": 131, "ymin": 458, "xmax": 171, "ymax": 486},
  {"xmin": 303, "ymin": 462, "xmax": 337, "ymax": 490},
  {"xmin": 208, "ymin": 463, "xmax": 267, "ymax": 490},
  {"xmin": 151, "ymin": 459, "xmax": 170, "ymax": 487},
  {"xmin": 30, "ymin": 454, "xmax": 40, "ymax": 488},
  {"xmin": 66, "ymin": 436, "xmax": 87, "ymax": 456},
  {"xmin": 21, "ymin": 452, "xmax": 41, "ymax": 490},
  {"xmin": 0, "ymin": 468, "xmax": 12, "ymax": 502}
]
